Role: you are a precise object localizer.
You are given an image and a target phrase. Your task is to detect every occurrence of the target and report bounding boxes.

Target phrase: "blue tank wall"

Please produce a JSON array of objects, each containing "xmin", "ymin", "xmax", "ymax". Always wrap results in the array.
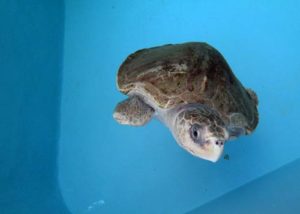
[
  {"xmin": 59, "ymin": 0, "xmax": 300, "ymax": 213},
  {"xmin": 2, "ymin": 1, "xmax": 299, "ymax": 212},
  {"xmin": 188, "ymin": 158, "xmax": 300, "ymax": 214},
  {"xmin": 0, "ymin": 1, "xmax": 69, "ymax": 213}
]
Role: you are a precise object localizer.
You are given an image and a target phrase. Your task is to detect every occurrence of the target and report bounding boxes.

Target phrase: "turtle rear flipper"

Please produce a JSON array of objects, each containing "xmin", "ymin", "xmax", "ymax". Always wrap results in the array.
[
  {"xmin": 113, "ymin": 96, "xmax": 154, "ymax": 126},
  {"xmin": 227, "ymin": 113, "xmax": 248, "ymax": 138},
  {"xmin": 246, "ymin": 88, "xmax": 258, "ymax": 106}
]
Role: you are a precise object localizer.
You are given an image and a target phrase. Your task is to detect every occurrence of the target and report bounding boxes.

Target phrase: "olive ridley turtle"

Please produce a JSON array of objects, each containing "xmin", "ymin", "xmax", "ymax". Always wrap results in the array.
[{"xmin": 113, "ymin": 42, "xmax": 259, "ymax": 162}]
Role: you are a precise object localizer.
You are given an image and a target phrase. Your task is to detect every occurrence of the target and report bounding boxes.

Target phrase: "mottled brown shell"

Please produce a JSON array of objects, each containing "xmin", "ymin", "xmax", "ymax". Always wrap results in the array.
[{"xmin": 117, "ymin": 42, "xmax": 258, "ymax": 132}]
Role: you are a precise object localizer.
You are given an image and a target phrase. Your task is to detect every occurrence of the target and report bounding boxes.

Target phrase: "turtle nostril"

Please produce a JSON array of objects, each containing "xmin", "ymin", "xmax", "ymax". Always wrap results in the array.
[{"xmin": 216, "ymin": 140, "xmax": 224, "ymax": 146}]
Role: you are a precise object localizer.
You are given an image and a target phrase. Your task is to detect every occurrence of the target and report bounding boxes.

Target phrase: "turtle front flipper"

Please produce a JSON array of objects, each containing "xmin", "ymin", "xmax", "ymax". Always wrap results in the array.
[{"xmin": 113, "ymin": 96, "xmax": 154, "ymax": 126}]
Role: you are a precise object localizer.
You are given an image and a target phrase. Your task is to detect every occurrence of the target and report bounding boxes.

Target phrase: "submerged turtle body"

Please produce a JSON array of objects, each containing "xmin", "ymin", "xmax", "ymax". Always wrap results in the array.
[{"xmin": 114, "ymin": 42, "xmax": 259, "ymax": 162}]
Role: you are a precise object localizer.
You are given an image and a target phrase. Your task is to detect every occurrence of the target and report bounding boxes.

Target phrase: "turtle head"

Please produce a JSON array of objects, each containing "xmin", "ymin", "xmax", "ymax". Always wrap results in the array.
[{"xmin": 172, "ymin": 106, "xmax": 229, "ymax": 162}]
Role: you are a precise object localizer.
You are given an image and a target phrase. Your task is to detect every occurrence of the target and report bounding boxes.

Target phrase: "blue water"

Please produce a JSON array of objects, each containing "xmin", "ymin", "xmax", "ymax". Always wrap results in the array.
[{"xmin": 1, "ymin": 0, "xmax": 300, "ymax": 214}]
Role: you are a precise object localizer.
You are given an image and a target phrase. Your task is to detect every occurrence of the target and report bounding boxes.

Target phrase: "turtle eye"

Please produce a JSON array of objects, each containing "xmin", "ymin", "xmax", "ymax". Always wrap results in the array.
[
  {"xmin": 193, "ymin": 130, "xmax": 198, "ymax": 138},
  {"xmin": 190, "ymin": 124, "xmax": 201, "ymax": 140}
]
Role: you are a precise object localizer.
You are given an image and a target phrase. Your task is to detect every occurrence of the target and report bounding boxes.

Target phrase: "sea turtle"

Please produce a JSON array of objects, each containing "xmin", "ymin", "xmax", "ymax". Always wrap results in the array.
[{"xmin": 113, "ymin": 42, "xmax": 259, "ymax": 162}]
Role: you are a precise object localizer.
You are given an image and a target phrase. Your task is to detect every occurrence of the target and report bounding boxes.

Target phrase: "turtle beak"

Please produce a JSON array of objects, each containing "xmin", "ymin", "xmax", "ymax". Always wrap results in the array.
[
  {"xmin": 201, "ymin": 139, "xmax": 224, "ymax": 162},
  {"xmin": 206, "ymin": 147, "xmax": 224, "ymax": 162}
]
